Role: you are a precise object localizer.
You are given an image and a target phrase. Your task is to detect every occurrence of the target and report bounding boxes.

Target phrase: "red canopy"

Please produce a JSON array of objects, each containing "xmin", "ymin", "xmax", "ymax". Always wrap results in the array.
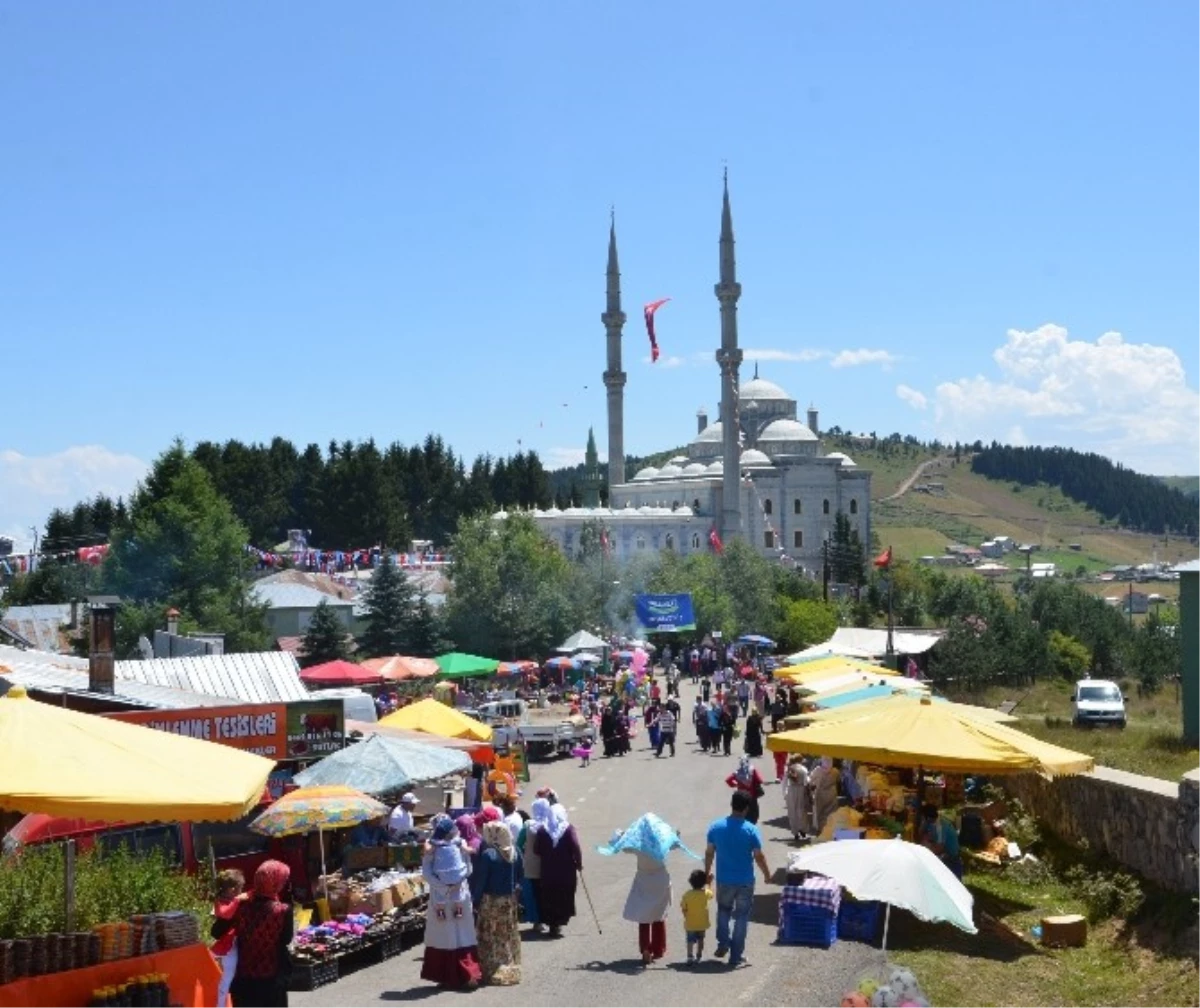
[{"xmin": 300, "ymin": 660, "xmax": 382, "ymax": 686}]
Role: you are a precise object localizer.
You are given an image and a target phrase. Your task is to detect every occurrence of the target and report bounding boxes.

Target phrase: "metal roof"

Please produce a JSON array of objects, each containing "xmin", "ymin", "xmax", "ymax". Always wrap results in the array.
[
  {"xmin": 1, "ymin": 604, "xmax": 74, "ymax": 653},
  {"xmin": 251, "ymin": 582, "xmax": 354, "ymax": 610},
  {"xmin": 114, "ymin": 650, "xmax": 309, "ymax": 704},
  {"xmin": 0, "ymin": 644, "xmax": 242, "ymax": 709},
  {"xmin": 1171, "ymin": 559, "xmax": 1200, "ymax": 573}
]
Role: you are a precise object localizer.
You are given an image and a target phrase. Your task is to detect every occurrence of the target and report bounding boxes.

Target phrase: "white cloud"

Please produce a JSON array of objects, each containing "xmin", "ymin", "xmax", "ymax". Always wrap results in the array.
[
  {"xmin": 896, "ymin": 384, "xmax": 928, "ymax": 410},
  {"xmin": 830, "ymin": 349, "xmax": 900, "ymax": 370},
  {"xmin": 744, "ymin": 348, "xmax": 830, "ymax": 363},
  {"xmin": 0, "ymin": 445, "xmax": 147, "ymax": 550},
  {"xmin": 641, "ymin": 355, "xmax": 685, "ymax": 368},
  {"xmin": 928, "ymin": 324, "xmax": 1200, "ymax": 473},
  {"xmin": 541, "ymin": 447, "xmax": 587, "ymax": 469}
]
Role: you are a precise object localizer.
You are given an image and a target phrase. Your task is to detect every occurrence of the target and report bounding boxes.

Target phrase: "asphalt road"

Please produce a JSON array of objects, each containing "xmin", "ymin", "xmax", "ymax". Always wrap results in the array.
[{"xmin": 294, "ymin": 679, "xmax": 881, "ymax": 1007}]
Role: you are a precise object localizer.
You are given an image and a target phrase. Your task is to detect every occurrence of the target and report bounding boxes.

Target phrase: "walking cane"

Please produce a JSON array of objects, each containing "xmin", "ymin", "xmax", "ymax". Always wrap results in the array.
[{"xmin": 578, "ymin": 870, "xmax": 603, "ymax": 934}]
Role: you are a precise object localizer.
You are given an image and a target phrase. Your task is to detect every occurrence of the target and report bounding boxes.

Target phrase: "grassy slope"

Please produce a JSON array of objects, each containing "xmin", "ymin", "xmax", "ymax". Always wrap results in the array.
[{"xmin": 854, "ymin": 447, "xmax": 1196, "ymax": 570}]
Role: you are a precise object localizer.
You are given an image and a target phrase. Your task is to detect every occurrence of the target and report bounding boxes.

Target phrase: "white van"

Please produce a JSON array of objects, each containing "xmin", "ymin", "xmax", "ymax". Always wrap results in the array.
[
  {"xmin": 306, "ymin": 687, "xmax": 378, "ymax": 724},
  {"xmin": 1071, "ymin": 679, "xmax": 1126, "ymax": 729}
]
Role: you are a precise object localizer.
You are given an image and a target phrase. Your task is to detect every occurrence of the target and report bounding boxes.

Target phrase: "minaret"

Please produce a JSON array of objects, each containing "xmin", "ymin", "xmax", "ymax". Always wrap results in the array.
[
  {"xmin": 715, "ymin": 171, "xmax": 744, "ymax": 542},
  {"xmin": 581, "ymin": 427, "xmax": 603, "ymax": 508},
  {"xmin": 602, "ymin": 212, "xmax": 627, "ymax": 498}
]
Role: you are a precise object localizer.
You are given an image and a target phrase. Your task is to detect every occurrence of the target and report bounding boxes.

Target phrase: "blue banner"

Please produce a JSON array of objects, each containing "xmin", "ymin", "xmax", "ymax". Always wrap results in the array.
[{"xmin": 634, "ymin": 593, "xmax": 697, "ymax": 632}]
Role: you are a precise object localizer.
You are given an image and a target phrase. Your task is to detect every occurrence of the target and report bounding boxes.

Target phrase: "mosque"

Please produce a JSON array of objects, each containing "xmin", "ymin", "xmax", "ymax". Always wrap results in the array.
[{"xmin": 521, "ymin": 177, "xmax": 871, "ymax": 578}]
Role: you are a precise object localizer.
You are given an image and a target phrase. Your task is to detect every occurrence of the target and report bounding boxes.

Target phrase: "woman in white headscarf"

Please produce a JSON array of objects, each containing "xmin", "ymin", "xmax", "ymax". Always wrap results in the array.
[
  {"xmin": 472, "ymin": 821, "xmax": 523, "ymax": 985},
  {"xmin": 810, "ymin": 757, "xmax": 841, "ymax": 834},
  {"xmin": 419, "ymin": 814, "xmax": 482, "ymax": 989},
  {"xmin": 531, "ymin": 798, "xmax": 583, "ymax": 938}
]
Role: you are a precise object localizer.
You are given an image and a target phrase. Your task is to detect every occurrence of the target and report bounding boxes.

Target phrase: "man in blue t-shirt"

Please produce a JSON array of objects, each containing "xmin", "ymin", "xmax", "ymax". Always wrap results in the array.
[{"xmin": 704, "ymin": 791, "xmax": 771, "ymax": 967}]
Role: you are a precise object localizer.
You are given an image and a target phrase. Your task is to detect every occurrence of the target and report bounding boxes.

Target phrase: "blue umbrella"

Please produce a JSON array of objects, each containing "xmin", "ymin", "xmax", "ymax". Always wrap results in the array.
[
  {"xmin": 737, "ymin": 634, "xmax": 776, "ymax": 648},
  {"xmin": 596, "ymin": 813, "xmax": 701, "ymax": 863}
]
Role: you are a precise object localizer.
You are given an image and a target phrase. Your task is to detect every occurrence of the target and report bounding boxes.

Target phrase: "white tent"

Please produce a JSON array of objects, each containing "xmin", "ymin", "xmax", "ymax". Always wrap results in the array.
[
  {"xmin": 786, "ymin": 627, "xmax": 943, "ymax": 664},
  {"xmin": 556, "ymin": 630, "xmax": 607, "ymax": 653}
]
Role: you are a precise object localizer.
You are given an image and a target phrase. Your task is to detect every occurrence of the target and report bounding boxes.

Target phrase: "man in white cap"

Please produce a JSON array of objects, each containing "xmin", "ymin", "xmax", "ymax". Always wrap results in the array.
[{"xmin": 388, "ymin": 792, "xmax": 419, "ymax": 839}]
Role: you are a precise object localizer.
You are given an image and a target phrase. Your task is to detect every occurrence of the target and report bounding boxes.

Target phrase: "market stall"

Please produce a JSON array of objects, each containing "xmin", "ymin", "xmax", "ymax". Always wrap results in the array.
[{"xmin": 0, "ymin": 686, "xmax": 275, "ymax": 1007}]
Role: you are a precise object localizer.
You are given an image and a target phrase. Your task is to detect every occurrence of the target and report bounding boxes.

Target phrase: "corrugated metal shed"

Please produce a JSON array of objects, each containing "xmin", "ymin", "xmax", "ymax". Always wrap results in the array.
[
  {"xmin": 0, "ymin": 644, "xmax": 242, "ymax": 709},
  {"xmin": 1, "ymin": 604, "xmax": 74, "ymax": 653},
  {"xmin": 114, "ymin": 651, "xmax": 309, "ymax": 704},
  {"xmin": 251, "ymin": 583, "xmax": 354, "ymax": 610}
]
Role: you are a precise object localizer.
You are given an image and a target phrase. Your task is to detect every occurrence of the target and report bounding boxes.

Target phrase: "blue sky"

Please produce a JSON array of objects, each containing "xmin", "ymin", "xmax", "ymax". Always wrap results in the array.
[{"xmin": 2, "ymin": 3, "xmax": 1197, "ymax": 546}]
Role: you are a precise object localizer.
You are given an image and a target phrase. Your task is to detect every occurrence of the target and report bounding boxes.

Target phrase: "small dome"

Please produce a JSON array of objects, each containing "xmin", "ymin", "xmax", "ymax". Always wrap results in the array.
[
  {"xmin": 759, "ymin": 418, "xmax": 818, "ymax": 442},
  {"xmin": 673, "ymin": 505, "xmax": 694, "ymax": 517},
  {"xmin": 682, "ymin": 463, "xmax": 706, "ymax": 476},
  {"xmin": 825, "ymin": 451, "xmax": 857, "ymax": 467},
  {"xmin": 692, "ymin": 420, "xmax": 724, "ymax": 444},
  {"xmin": 667, "ymin": 455, "xmax": 689, "ymax": 466},
  {"xmin": 545, "ymin": 506, "xmax": 561, "ymax": 516},
  {"xmin": 740, "ymin": 377, "xmax": 792, "ymax": 402},
  {"xmin": 637, "ymin": 505, "xmax": 655, "ymax": 515},
  {"xmin": 493, "ymin": 509, "xmax": 509, "ymax": 519},
  {"xmin": 704, "ymin": 459, "xmax": 724, "ymax": 474},
  {"xmin": 632, "ymin": 466, "xmax": 659, "ymax": 481},
  {"xmin": 740, "ymin": 448, "xmax": 773, "ymax": 468},
  {"xmin": 658, "ymin": 463, "xmax": 684, "ymax": 477}
]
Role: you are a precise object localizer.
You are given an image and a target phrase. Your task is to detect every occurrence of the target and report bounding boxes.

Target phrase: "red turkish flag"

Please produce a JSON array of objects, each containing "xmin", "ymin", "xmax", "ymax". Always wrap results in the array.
[
  {"xmin": 643, "ymin": 298, "xmax": 671, "ymax": 362},
  {"xmin": 709, "ymin": 527, "xmax": 724, "ymax": 555},
  {"xmin": 873, "ymin": 546, "xmax": 892, "ymax": 568}
]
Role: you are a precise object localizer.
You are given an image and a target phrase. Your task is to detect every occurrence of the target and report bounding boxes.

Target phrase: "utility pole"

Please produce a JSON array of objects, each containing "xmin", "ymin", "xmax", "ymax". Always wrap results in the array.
[
  {"xmin": 1128, "ymin": 581, "xmax": 1134, "ymax": 630},
  {"xmin": 822, "ymin": 538, "xmax": 830, "ymax": 602}
]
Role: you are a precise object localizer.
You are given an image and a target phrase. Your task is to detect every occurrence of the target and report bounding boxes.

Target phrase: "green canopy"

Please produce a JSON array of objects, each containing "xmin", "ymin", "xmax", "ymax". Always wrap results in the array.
[{"xmin": 436, "ymin": 652, "xmax": 500, "ymax": 679}]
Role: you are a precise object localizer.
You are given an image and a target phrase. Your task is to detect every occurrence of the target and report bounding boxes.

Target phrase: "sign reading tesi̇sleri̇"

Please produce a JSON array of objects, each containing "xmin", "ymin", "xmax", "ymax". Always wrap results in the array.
[{"xmin": 633, "ymin": 593, "xmax": 697, "ymax": 632}]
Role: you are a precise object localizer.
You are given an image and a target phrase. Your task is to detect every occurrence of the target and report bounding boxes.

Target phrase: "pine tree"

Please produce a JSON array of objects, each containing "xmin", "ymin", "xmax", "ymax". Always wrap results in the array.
[
  {"xmin": 299, "ymin": 599, "xmax": 352, "ymax": 667},
  {"xmin": 408, "ymin": 591, "xmax": 451, "ymax": 657},
  {"xmin": 359, "ymin": 553, "xmax": 417, "ymax": 658}
]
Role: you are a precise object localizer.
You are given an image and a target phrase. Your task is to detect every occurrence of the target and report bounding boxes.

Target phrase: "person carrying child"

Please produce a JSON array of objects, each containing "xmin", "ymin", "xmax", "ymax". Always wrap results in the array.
[
  {"xmin": 680, "ymin": 868, "xmax": 713, "ymax": 965},
  {"xmin": 210, "ymin": 869, "xmax": 245, "ymax": 1008}
]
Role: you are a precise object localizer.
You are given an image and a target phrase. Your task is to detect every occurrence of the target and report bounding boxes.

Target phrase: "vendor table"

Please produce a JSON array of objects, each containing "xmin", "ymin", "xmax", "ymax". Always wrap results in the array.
[
  {"xmin": 779, "ymin": 875, "xmax": 843, "ymax": 924},
  {"xmin": 0, "ymin": 943, "xmax": 220, "ymax": 1008}
]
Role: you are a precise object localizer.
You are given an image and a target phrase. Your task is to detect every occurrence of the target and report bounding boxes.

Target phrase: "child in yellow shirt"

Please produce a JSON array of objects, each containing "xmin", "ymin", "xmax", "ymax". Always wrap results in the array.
[{"xmin": 680, "ymin": 868, "xmax": 713, "ymax": 964}]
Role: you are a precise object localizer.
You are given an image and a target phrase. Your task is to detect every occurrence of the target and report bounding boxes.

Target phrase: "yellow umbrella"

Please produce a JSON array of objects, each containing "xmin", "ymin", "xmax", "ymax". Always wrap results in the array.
[
  {"xmin": 766, "ymin": 694, "xmax": 1093, "ymax": 778},
  {"xmin": 379, "ymin": 697, "xmax": 493, "ymax": 742},
  {"xmin": 0, "ymin": 686, "xmax": 274, "ymax": 821},
  {"xmin": 776, "ymin": 659, "xmax": 897, "ymax": 686}
]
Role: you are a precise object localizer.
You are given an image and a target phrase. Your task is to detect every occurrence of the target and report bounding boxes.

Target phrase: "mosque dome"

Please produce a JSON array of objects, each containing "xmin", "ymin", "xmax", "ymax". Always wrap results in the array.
[
  {"xmin": 673, "ymin": 506, "xmax": 694, "ymax": 517},
  {"xmin": 632, "ymin": 466, "xmax": 659, "ymax": 481},
  {"xmin": 825, "ymin": 451, "xmax": 857, "ymax": 467},
  {"xmin": 704, "ymin": 459, "xmax": 724, "ymax": 475},
  {"xmin": 740, "ymin": 448, "xmax": 774, "ymax": 469},
  {"xmin": 740, "ymin": 377, "xmax": 792, "ymax": 402},
  {"xmin": 692, "ymin": 421, "xmax": 724, "ymax": 444},
  {"xmin": 658, "ymin": 463, "xmax": 684, "ymax": 478},
  {"xmin": 682, "ymin": 463, "xmax": 707, "ymax": 476},
  {"xmin": 667, "ymin": 455, "xmax": 689, "ymax": 466},
  {"xmin": 759, "ymin": 418, "xmax": 818, "ymax": 443}
]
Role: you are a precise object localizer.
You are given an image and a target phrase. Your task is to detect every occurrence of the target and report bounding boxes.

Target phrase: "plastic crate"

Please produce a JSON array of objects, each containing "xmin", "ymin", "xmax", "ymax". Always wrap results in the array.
[
  {"xmin": 287, "ymin": 958, "xmax": 338, "ymax": 991},
  {"xmin": 778, "ymin": 905, "xmax": 838, "ymax": 948},
  {"xmin": 837, "ymin": 899, "xmax": 883, "ymax": 943}
]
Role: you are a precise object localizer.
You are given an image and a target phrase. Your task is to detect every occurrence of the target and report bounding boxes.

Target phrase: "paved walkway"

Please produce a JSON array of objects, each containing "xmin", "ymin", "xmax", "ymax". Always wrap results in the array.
[{"xmin": 294, "ymin": 679, "xmax": 880, "ymax": 1007}]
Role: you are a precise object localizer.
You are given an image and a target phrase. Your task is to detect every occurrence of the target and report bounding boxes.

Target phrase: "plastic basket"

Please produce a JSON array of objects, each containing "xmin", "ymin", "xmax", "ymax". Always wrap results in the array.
[
  {"xmin": 837, "ymin": 899, "xmax": 883, "ymax": 943},
  {"xmin": 288, "ymin": 959, "xmax": 338, "ymax": 991},
  {"xmin": 777, "ymin": 905, "xmax": 838, "ymax": 948}
]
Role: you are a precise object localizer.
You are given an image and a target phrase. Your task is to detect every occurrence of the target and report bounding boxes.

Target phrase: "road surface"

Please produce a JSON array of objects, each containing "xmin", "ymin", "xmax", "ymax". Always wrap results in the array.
[{"xmin": 294, "ymin": 678, "xmax": 881, "ymax": 1007}]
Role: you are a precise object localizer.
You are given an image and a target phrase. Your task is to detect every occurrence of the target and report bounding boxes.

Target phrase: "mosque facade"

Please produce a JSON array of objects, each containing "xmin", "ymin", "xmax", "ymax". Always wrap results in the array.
[{"xmin": 520, "ymin": 179, "xmax": 871, "ymax": 579}]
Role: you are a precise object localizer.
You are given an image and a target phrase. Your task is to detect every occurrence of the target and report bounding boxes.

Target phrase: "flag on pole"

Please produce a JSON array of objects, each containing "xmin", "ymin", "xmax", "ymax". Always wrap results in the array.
[
  {"xmin": 600, "ymin": 529, "xmax": 611, "ymax": 555},
  {"xmin": 643, "ymin": 298, "xmax": 671, "ymax": 362},
  {"xmin": 709, "ymin": 527, "xmax": 724, "ymax": 555},
  {"xmin": 873, "ymin": 546, "xmax": 892, "ymax": 568}
]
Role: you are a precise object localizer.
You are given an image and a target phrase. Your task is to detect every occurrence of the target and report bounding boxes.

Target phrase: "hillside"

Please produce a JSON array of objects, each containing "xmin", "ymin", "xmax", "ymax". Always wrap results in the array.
[
  {"xmin": 1159, "ymin": 475, "xmax": 1200, "ymax": 499},
  {"xmin": 866, "ymin": 451, "xmax": 1195, "ymax": 569}
]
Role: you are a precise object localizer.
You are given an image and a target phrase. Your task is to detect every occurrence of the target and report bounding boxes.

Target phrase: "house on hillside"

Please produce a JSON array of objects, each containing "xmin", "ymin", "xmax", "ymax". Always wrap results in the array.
[
  {"xmin": 980, "ymin": 541, "xmax": 1004, "ymax": 558},
  {"xmin": 1030, "ymin": 562, "xmax": 1057, "ymax": 579},
  {"xmin": 1106, "ymin": 591, "xmax": 1150, "ymax": 614},
  {"xmin": 251, "ymin": 580, "xmax": 356, "ymax": 638}
]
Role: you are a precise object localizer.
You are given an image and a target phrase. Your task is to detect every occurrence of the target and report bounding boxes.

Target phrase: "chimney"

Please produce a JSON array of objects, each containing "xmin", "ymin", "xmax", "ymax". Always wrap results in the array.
[
  {"xmin": 166, "ymin": 607, "xmax": 180, "ymax": 637},
  {"xmin": 697, "ymin": 407, "xmax": 708, "ymax": 434},
  {"xmin": 88, "ymin": 604, "xmax": 116, "ymax": 695},
  {"xmin": 807, "ymin": 404, "xmax": 819, "ymax": 438}
]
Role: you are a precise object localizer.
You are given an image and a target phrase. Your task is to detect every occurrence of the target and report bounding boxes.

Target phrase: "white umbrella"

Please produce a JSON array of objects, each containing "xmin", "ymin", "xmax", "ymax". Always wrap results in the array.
[
  {"xmin": 572, "ymin": 652, "xmax": 602, "ymax": 665},
  {"xmin": 556, "ymin": 630, "xmax": 607, "ymax": 653},
  {"xmin": 786, "ymin": 838, "xmax": 976, "ymax": 957}
]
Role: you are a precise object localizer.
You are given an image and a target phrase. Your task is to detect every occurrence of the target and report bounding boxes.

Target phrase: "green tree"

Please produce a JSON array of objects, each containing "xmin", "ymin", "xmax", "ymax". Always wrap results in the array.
[
  {"xmin": 778, "ymin": 598, "xmax": 839, "ymax": 652},
  {"xmin": 829, "ymin": 511, "xmax": 866, "ymax": 586},
  {"xmin": 359, "ymin": 553, "xmax": 417, "ymax": 658},
  {"xmin": 101, "ymin": 443, "xmax": 269, "ymax": 654},
  {"xmin": 299, "ymin": 599, "xmax": 353, "ymax": 667},
  {"xmin": 445, "ymin": 513, "xmax": 579, "ymax": 659},
  {"xmin": 408, "ymin": 591, "xmax": 452, "ymax": 658},
  {"xmin": 1048, "ymin": 630, "xmax": 1091, "ymax": 681}
]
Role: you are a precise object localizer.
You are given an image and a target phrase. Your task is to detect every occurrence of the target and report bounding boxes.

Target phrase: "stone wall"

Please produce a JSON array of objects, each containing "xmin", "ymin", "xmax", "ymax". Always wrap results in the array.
[{"xmin": 1005, "ymin": 766, "xmax": 1199, "ymax": 894}]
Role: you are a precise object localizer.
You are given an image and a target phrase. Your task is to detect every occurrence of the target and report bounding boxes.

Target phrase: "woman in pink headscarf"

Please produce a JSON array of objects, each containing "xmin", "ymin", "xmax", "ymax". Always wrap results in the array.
[
  {"xmin": 456, "ymin": 814, "xmax": 483, "ymax": 855},
  {"xmin": 211, "ymin": 860, "xmax": 293, "ymax": 1006}
]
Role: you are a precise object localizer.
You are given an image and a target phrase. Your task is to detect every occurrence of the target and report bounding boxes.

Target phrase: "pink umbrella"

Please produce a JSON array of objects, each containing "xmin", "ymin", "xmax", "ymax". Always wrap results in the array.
[{"xmin": 361, "ymin": 656, "xmax": 440, "ymax": 681}]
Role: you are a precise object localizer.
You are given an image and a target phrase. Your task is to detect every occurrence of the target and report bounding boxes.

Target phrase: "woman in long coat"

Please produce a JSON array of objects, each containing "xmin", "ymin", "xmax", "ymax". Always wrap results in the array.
[
  {"xmin": 743, "ymin": 710, "xmax": 764, "ymax": 758},
  {"xmin": 600, "ymin": 707, "xmax": 619, "ymax": 758},
  {"xmin": 420, "ymin": 815, "xmax": 482, "ymax": 989},
  {"xmin": 783, "ymin": 756, "xmax": 812, "ymax": 840},
  {"xmin": 531, "ymin": 799, "xmax": 583, "ymax": 937},
  {"xmin": 624, "ymin": 850, "xmax": 671, "ymax": 965},
  {"xmin": 471, "ymin": 822, "xmax": 523, "ymax": 986},
  {"xmin": 810, "ymin": 757, "xmax": 841, "ymax": 835}
]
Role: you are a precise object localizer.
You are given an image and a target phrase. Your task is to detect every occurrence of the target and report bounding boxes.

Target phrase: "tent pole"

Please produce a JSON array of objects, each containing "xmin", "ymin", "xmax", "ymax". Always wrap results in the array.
[
  {"xmin": 881, "ymin": 902, "xmax": 891, "ymax": 961},
  {"xmin": 318, "ymin": 825, "xmax": 328, "ymax": 882}
]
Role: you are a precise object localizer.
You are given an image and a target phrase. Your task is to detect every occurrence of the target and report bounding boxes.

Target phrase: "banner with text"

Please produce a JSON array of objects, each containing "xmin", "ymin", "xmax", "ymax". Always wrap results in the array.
[{"xmin": 633, "ymin": 593, "xmax": 697, "ymax": 633}]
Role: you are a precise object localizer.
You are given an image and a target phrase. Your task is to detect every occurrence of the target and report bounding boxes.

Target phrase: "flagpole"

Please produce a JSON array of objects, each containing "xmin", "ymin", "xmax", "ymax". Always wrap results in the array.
[{"xmin": 885, "ymin": 545, "xmax": 895, "ymax": 660}]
